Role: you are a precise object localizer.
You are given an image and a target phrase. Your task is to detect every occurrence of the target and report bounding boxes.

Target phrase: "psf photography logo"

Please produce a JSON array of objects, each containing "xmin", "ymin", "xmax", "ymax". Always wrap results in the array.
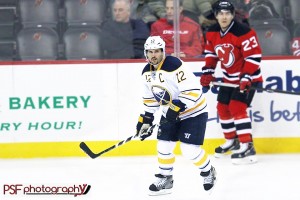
[{"xmin": 3, "ymin": 183, "xmax": 91, "ymax": 197}]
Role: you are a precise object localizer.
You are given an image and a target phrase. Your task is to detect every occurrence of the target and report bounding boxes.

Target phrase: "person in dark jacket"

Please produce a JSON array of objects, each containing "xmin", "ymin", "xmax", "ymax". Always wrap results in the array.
[{"xmin": 101, "ymin": 0, "xmax": 150, "ymax": 59}]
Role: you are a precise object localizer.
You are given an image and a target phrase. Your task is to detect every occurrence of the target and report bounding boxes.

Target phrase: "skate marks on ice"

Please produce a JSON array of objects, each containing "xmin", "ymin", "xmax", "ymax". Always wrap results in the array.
[{"xmin": 0, "ymin": 154, "xmax": 299, "ymax": 200}]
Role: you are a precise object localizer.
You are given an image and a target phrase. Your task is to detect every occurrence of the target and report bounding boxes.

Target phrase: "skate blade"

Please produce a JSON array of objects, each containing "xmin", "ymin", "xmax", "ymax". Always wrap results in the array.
[
  {"xmin": 205, "ymin": 172, "xmax": 217, "ymax": 195},
  {"xmin": 148, "ymin": 188, "xmax": 172, "ymax": 196},
  {"xmin": 231, "ymin": 155, "xmax": 258, "ymax": 165},
  {"xmin": 214, "ymin": 152, "xmax": 231, "ymax": 158}
]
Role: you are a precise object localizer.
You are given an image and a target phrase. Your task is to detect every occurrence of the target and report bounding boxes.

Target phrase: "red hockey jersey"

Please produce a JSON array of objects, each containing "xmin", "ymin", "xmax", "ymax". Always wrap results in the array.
[{"xmin": 204, "ymin": 20, "xmax": 263, "ymax": 83}]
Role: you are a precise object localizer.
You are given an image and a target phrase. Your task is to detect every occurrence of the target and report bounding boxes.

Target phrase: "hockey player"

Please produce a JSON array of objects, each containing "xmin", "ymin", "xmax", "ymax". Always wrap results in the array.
[
  {"xmin": 136, "ymin": 36, "xmax": 216, "ymax": 195},
  {"xmin": 200, "ymin": 0, "xmax": 263, "ymax": 164}
]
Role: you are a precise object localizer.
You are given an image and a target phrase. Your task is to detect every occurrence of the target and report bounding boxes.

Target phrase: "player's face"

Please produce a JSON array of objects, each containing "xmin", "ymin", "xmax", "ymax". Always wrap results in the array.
[
  {"xmin": 216, "ymin": 10, "xmax": 234, "ymax": 31},
  {"xmin": 146, "ymin": 49, "xmax": 164, "ymax": 65}
]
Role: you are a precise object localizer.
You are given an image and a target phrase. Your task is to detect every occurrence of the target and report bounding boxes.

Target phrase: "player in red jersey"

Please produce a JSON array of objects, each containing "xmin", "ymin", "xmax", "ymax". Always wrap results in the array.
[{"xmin": 200, "ymin": 0, "xmax": 263, "ymax": 164}]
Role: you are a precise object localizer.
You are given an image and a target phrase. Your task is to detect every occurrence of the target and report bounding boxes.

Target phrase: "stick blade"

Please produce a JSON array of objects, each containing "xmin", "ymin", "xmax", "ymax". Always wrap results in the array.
[{"xmin": 79, "ymin": 142, "xmax": 98, "ymax": 159}]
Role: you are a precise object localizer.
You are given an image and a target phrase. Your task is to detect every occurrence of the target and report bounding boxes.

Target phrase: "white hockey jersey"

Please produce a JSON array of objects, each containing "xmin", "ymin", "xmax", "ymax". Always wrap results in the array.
[{"xmin": 141, "ymin": 56, "xmax": 208, "ymax": 120}]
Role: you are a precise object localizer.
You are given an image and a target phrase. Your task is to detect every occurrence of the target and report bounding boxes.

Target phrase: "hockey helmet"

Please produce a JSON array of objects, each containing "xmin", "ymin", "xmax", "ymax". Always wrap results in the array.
[
  {"xmin": 213, "ymin": 0, "xmax": 235, "ymax": 15},
  {"xmin": 144, "ymin": 36, "xmax": 166, "ymax": 58}
]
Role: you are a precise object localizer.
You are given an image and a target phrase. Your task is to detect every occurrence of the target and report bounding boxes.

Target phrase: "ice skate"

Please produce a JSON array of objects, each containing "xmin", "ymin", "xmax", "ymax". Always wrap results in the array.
[
  {"xmin": 200, "ymin": 166, "xmax": 217, "ymax": 194},
  {"xmin": 231, "ymin": 142, "xmax": 257, "ymax": 164},
  {"xmin": 215, "ymin": 138, "xmax": 240, "ymax": 158},
  {"xmin": 148, "ymin": 174, "xmax": 173, "ymax": 196}
]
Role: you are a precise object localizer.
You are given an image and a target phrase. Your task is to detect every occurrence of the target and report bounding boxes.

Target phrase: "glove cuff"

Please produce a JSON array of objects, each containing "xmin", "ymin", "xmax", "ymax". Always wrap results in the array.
[
  {"xmin": 202, "ymin": 66, "xmax": 215, "ymax": 75},
  {"xmin": 169, "ymin": 103, "xmax": 181, "ymax": 112},
  {"xmin": 169, "ymin": 100, "xmax": 186, "ymax": 112},
  {"xmin": 138, "ymin": 113, "xmax": 154, "ymax": 124},
  {"xmin": 241, "ymin": 74, "xmax": 252, "ymax": 81}
]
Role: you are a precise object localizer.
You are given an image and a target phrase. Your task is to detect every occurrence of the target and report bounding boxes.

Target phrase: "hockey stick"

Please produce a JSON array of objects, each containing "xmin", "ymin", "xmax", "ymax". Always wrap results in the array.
[
  {"xmin": 212, "ymin": 82, "xmax": 300, "ymax": 95},
  {"xmin": 79, "ymin": 124, "xmax": 157, "ymax": 159}
]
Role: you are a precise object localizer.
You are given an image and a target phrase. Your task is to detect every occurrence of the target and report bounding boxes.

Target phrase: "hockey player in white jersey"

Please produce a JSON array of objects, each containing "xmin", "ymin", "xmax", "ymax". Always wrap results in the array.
[{"xmin": 136, "ymin": 36, "xmax": 217, "ymax": 195}]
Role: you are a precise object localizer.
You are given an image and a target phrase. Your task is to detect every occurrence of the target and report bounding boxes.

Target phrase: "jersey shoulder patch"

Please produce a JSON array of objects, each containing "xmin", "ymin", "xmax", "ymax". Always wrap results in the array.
[
  {"xmin": 161, "ymin": 56, "xmax": 182, "ymax": 72},
  {"xmin": 142, "ymin": 63, "xmax": 151, "ymax": 75}
]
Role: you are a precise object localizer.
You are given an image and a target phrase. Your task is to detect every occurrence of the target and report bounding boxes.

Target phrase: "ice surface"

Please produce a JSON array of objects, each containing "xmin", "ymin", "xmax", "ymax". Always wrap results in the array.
[{"xmin": 0, "ymin": 154, "xmax": 299, "ymax": 200}]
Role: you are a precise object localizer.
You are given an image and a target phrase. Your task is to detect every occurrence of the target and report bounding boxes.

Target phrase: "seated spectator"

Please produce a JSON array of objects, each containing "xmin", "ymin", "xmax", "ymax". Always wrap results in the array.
[
  {"xmin": 248, "ymin": 0, "xmax": 280, "ymax": 20},
  {"xmin": 231, "ymin": 0, "xmax": 252, "ymax": 25},
  {"xmin": 151, "ymin": 0, "xmax": 205, "ymax": 58},
  {"xmin": 182, "ymin": 0, "xmax": 250, "ymax": 34},
  {"xmin": 101, "ymin": 0, "xmax": 150, "ymax": 59},
  {"xmin": 182, "ymin": 0, "xmax": 216, "ymax": 30},
  {"xmin": 106, "ymin": 0, "xmax": 166, "ymax": 29},
  {"xmin": 130, "ymin": 0, "xmax": 166, "ymax": 29},
  {"xmin": 232, "ymin": 0, "xmax": 251, "ymax": 12}
]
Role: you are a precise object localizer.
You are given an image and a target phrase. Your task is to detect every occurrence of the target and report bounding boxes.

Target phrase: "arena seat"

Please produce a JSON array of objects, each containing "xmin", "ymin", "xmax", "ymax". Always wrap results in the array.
[
  {"xmin": 63, "ymin": 26, "xmax": 103, "ymax": 60},
  {"xmin": 64, "ymin": 0, "xmax": 107, "ymax": 27},
  {"xmin": 252, "ymin": 22, "xmax": 291, "ymax": 55},
  {"xmin": 18, "ymin": 0, "xmax": 60, "ymax": 28},
  {"xmin": 16, "ymin": 27, "xmax": 59, "ymax": 60}
]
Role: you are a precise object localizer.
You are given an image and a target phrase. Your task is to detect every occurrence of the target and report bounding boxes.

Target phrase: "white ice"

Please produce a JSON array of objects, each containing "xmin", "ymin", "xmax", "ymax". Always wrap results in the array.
[{"xmin": 0, "ymin": 154, "xmax": 299, "ymax": 200}]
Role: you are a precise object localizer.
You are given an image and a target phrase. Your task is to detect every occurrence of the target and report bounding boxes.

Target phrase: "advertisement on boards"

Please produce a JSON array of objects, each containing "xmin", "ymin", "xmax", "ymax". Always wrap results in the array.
[{"xmin": 0, "ymin": 59, "xmax": 299, "ymax": 144}]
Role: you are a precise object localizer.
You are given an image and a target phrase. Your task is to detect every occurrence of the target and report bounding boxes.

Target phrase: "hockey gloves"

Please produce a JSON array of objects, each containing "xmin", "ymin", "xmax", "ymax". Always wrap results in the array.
[
  {"xmin": 240, "ymin": 74, "xmax": 252, "ymax": 93},
  {"xmin": 166, "ymin": 100, "xmax": 186, "ymax": 122},
  {"xmin": 200, "ymin": 67, "xmax": 215, "ymax": 93},
  {"xmin": 136, "ymin": 113, "xmax": 154, "ymax": 141}
]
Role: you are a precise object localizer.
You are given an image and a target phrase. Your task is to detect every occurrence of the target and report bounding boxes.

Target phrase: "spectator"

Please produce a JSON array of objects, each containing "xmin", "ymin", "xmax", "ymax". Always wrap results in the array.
[
  {"xmin": 151, "ymin": 0, "xmax": 205, "ymax": 58},
  {"xmin": 130, "ymin": 0, "xmax": 166, "ymax": 29},
  {"xmin": 106, "ymin": 0, "xmax": 166, "ymax": 29},
  {"xmin": 101, "ymin": 0, "xmax": 150, "ymax": 59},
  {"xmin": 248, "ymin": 0, "xmax": 280, "ymax": 21},
  {"xmin": 182, "ymin": 0, "xmax": 216, "ymax": 30},
  {"xmin": 182, "ymin": 0, "xmax": 251, "ymax": 32},
  {"xmin": 231, "ymin": 0, "xmax": 252, "ymax": 25}
]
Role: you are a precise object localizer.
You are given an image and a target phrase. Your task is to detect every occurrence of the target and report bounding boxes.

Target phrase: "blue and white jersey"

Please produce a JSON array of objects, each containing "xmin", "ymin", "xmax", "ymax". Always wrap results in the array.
[{"xmin": 141, "ymin": 56, "xmax": 208, "ymax": 120}]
